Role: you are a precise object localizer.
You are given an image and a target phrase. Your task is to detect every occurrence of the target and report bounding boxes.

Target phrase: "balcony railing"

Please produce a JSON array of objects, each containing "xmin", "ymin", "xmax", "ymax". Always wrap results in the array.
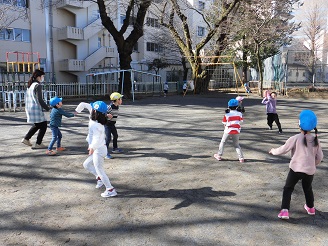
[
  {"xmin": 57, "ymin": 0, "xmax": 94, "ymax": 9},
  {"xmin": 59, "ymin": 59, "xmax": 85, "ymax": 71},
  {"xmin": 58, "ymin": 26, "xmax": 83, "ymax": 40}
]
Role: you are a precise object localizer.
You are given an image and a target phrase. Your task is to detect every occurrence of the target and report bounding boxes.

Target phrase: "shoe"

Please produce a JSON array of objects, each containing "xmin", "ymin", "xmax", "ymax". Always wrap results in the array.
[
  {"xmin": 112, "ymin": 148, "xmax": 123, "ymax": 153},
  {"xmin": 304, "ymin": 204, "xmax": 315, "ymax": 215},
  {"xmin": 268, "ymin": 127, "xmax": 273, "ymax": 130},
  {"xmin": 56, "ymin": 147, "xmax": 66, "ymax": 151},
  {"xmin": 46, "ymin": 150, "xmax": 57, "ymax": 156},
  {"xmin": 96, "ymin": 177, "xmax": 104, "ymax": 189},
  {"xmin": 278, "ymin": 131, "xmax": 283, "ymax": 134},
  {"xmin": 105, "ymin": 154, "xmax": 113, "ymax": 159},
  {"xmin": 101, "ymin": 188, "xmax": 117, "ymax": 197},
  {"xmin": 214, "ymin": 154, "xmax": 222, "ymax": 161},
  {"xmin": 21, "ymin": 138, "xmax": 32, "ymax": 146},
  {"xmin": 32, "ymin": 143, "xmax": 47, "ymax": 149},
  {"xmin": 278, "ymin": 209, "xmax": 289, "ymax": 219},
  {"xmin": 239, "ymin": 158, "xmax": 245, "ymax": 163}
]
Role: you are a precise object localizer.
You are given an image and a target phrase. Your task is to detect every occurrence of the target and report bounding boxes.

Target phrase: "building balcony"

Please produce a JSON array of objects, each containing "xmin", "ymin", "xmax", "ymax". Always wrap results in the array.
[
  {"xmin": 58, "ymin": 26, "xmax": 83, "ymax": 40},
  {"xmin": 57, "ymin": 0, "xmax": 93, "ymax": 9},
  {"xmin": 59, "ymin": 59, "xmax": 85, "ymax": 71},
  {"xmin": 59, "ymin": 47, "xmax": 115, "ymax": 72}
]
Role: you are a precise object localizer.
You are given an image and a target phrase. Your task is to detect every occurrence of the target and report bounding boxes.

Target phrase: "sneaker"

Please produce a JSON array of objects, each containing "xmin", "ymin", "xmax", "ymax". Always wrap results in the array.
[
  {"xmin": 268, "ymin": 127, "xmax": 273, "ymax": 130},
  {"xmin": 278, "ymin": 209, "xmax": 289, "ymax": 219},
  {"xmin": 96, "ymin": 178, "xmax": 104, "ymax": 189},
  {"xmin": 105, "ymin": 154, "xmax": 113, "ymax": 159},
  {"xmin": 101, "ymin": 188, "xmax": 117, "ymax": 198},
  {"xmin": 112, "ymin": 148, "xmax": 123, "ymax": 153},
  {"xmin": 278, "ymin": 131, "xmax": 283, "ymax": 134},
  {"xmin": 46, "ymin": 150, "xmax": 57, "ymax": 156},
  {"xmin": 239, "ymin": 158, "xmax": 245, "ymax": 163},
  {"xmin": 56, "ymin": 147, "xmax": 66, "ymax": 151},
  {"xmin": 304, "ymin": 204, "xmax": 315, "ymax": 215},
  {"xmin": 214, "ymin": 154, "xmax": 222, "ymax": 161},
  {"xmin": 32, "ymin": 143, "xmax": 47, "ymax": 149},
  {"xmin": 21, "ymin": 138, "xmax": 32, "ymax": 146}
]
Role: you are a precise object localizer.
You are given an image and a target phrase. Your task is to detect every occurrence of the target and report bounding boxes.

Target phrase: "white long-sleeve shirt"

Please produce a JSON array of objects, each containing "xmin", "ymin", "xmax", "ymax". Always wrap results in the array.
[{"xmin": 75, "ymin": 102, "xmax": 105, "ymax": 150}]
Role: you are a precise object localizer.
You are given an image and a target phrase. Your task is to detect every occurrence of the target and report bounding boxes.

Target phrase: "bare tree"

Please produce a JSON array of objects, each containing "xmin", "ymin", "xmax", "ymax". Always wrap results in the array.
[
  {"xmin": 297, "ymin": 0, "xmax": 328, "ymax": 85},
  {"xmin": 232, "ymin": 0, "xmax": 300, "ymax": 95},
  {"xmin": 160, "ymin": 0, "xmax": 243, "ymax": 94},
  {"xmin": 0, "ymin": 3, "xmax": 28, "ymax": 30}
]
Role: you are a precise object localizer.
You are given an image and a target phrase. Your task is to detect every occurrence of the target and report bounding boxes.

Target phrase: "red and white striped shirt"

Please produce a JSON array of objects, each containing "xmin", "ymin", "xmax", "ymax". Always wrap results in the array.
[{"xmin": 222, "ymin": 110, "xmax": 243, "ymax": 134}]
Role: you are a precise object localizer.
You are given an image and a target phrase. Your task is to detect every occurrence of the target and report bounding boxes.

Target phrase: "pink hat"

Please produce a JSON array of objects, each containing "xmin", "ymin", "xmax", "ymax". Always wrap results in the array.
[{"xmin": 236, "ymin": 96, "xmax": 244, "ymax": 101}]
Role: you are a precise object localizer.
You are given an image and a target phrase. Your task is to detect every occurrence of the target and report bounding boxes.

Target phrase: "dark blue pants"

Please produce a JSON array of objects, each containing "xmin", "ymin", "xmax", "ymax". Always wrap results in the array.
[{"xmin": 105, "ymin": 123, "xmax": 118, "ymax": 149}]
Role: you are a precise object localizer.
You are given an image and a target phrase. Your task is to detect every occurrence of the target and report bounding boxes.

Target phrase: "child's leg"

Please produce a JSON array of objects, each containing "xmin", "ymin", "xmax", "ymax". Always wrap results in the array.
[
  {"xmin": 93, "ymin": 146, "xmax": 114, "ymax": 189},
  {"xmin": 105, "ymin": 125, "xmax": 112, "ymax": 149},
  {"xmin": 267, "ymin": 113, "xmax": 274, "ymax": 129},
  {"xmin": 57, "ymin": 128, "xmax": 62, "ymax": 148},
  {"xmin": 274, "ymin": 114, "xmax": 282, "ymax": 132},
  {"xmin": 301, "ymin": 174, "xmax": 314, "ymax": 208},
  {"xmin": 111, "ymin": 125, "xmax": 118, "ymax": 149},
  {"xmin": 281, "ymin": 169, "xmax": 301, "ymax": 210},
  {"xmin": 218, "ymin": 133, "xmax": 229, "ymax": 156},
  {"xmin": 83, "ymin": 154, "xmax": 98, "ymax": 176},
  {"xmin": 231, "ymin": 134, "xmax": 244, "ymax": 159},
  {"xmin": 48, "ymin": 126, "xmax": 59, "ymax": 150}
]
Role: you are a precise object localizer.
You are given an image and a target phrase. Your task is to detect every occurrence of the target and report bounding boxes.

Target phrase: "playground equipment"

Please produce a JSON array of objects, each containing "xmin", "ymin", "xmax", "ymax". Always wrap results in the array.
[{"xmin": 6, "ymin": 51, "xmax": 40, "ymax": 72}]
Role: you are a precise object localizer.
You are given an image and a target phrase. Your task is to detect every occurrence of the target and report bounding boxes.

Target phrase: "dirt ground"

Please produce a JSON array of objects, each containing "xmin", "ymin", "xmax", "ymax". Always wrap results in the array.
[{"xmin": 0, "ymin": 92, "xmax": 327, "ymax": 246}]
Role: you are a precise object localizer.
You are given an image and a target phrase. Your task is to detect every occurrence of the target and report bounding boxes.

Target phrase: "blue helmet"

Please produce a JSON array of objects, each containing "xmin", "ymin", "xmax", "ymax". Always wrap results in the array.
[
  {"xmin": 90, "ymin": 101, "xmax": 107, "ymax": 114},
  {"xmin": 228, "ymin": 99, "xmax": 239, "ymax": 107},
  {"xmin": 299, "ymin": 110, "xmax": 317, "ymax": 131},
  {"xmin": 49, "ymin": 96, "xmax": 62, "ymax": 106}
]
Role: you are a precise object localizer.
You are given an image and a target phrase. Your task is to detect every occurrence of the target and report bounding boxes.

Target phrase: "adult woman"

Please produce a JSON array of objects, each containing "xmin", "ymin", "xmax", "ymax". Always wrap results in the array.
[{"xmin": 21, "ymin": 69, "xmax": 50, "ymax": 149}]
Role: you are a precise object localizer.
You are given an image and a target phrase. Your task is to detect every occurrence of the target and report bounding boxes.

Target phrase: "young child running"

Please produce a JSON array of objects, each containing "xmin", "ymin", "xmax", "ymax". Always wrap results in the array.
[
  {"xmin": 105, "ymin": 92, "xmax": 123, "ymax": 159},
  {"xmin": 214, "ymin": 99, "xmax": 245, "ymax": 163},
  {"xmin": 46, "ymin": 96, "xmax": 75, "ymax": 156},
  {"xmin": 269, "ymin": 110, "xmax": 323, "ymax": 220},
  {"xmin": 75, "ymin": 101, "xmax": 117, "ymax": 198},
  {"xmin": 261, "ymin": 90, "xmax": 283, "ymax": 133}
]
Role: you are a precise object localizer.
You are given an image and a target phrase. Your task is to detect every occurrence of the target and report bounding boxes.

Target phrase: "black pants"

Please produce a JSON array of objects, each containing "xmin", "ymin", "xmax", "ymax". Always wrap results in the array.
[
  {"xmin": 105, "ymin": 123, "xmax": 118, "ymax": 149},
  {"xmin": 24, "ymin": 121, "xmax": 48, "ymax": 145},
  {"xmin": 281, "ymin": 169, "xmax": 314, "ymax": 210},
  {"xmin": 267, "ymin": 113, "xmax": 282, "ymax": 132}
]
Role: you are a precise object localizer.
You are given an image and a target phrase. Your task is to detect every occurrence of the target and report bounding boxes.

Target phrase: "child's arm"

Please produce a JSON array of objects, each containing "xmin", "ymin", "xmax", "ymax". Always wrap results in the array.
[
  {"xmin": 315, "ymin": 142, "xmax": 324, "ymax": 165},
  {"xmin": 58, "ymin": 108, "xmax": 74, "ymax": 118},
  {"xmin": 269, "ymin": 136, "xmax": 295, "ymax": 155},
  {"xmin": 75, "ymin": 102, "xmax": 92, "ymax": 114}
]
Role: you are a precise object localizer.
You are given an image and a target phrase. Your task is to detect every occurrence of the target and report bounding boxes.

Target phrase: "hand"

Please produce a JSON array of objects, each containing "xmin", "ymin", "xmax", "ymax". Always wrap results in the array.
[
  {"xmin": 88, "ymin": 147, "xmax": 94, "ymax": 155},
  {"xmin": 74, "ymin": 111, "xmax": 78, "ymax": 115},
  {"xmin": 107, "ymin": 113, "xmax": 113, "ymax": 119}
]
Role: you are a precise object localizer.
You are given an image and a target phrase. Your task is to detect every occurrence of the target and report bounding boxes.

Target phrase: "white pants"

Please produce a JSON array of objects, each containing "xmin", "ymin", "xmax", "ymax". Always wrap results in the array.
[
  {"xmin": 218, "ymin": 133, "xmax": 244, "ymax": 159},
  {"xmin": 83, "ymin": 145, "xmax": 114, "ymax": 189}
]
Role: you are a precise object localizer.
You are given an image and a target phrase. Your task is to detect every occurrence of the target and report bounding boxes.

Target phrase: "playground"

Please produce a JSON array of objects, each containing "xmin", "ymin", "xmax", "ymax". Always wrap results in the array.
[{"xmin": 0, "ymin": 92, "xmax": 327, "ymax": 245}]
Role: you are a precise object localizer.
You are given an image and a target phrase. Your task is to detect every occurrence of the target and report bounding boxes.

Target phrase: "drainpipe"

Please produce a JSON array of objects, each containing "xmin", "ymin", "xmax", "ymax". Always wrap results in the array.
[{"xmin": 45, "ymin": 0, "xmax": 55, "ymax": 83}]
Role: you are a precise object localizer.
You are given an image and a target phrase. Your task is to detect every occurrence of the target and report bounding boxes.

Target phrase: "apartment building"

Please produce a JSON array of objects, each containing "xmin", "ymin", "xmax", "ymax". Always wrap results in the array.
[{"xmin": 0, "ymin": 0, "xmax": 210, "ymax": 84}]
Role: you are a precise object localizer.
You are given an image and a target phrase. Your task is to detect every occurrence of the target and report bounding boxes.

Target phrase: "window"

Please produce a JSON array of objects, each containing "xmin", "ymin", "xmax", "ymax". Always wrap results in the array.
[
  {"xmin": 133, "ymin": 42, "xmax": 138, "ymax": 52},
  {"xmin": 22, "ymin": 29, "xmax": 30, "ymax": 42},
  {"xmin": 197, "ymin": 26, "xmax": 205, "ymax": 37},
  {"xmin": 14, "ymin": 28, "xmax": 22, "ymax": 41},
  {"xmin": 16, "ymin": 0, "xmax": 26, "ymax": 7},
  {"xmin": 98, "ymin": 37, "xmax": 101, "ymax": 48},
  {"xmin": 0, "ymin": 0, "xmax": 27, "ymax": 7},
  {"xmin": 0, "ymin": 29, "xmax": 5, "ymax": 40},
  {"xmin": 146, "ymin": 42, "xmax": 162, "ymax": 52},
  {"xmin": 146, "ymin": 17, "xmax": 159, "ymax": 28},
  {"xmin": 198, "ymin": 1, "xmax": 205, "ymax": 11},
  {"xmin": 5, "ymin": 28, "xmax": 14, "ymax": 40},
  {"xmin": 120, "ymin": 15, "xmax": 126, "ymax": 25}
]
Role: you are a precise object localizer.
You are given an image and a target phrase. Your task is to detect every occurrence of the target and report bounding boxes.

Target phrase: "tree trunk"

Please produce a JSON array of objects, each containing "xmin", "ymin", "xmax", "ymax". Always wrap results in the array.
[{"xmin": 256, "ymin": 43, "xmax": 263, "ymax": 96}]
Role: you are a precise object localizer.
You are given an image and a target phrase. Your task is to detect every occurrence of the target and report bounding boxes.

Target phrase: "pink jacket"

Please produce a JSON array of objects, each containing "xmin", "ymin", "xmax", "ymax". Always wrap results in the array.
[{"xmin": 270, "ymin": 133, "xmax": 323, "ymax": 175}]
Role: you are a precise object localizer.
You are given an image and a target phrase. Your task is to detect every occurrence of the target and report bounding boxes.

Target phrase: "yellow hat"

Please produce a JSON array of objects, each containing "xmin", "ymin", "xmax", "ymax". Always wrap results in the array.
[{"xmin": 110, "ymin": 92, "xmax": 123, "ymax": 100}]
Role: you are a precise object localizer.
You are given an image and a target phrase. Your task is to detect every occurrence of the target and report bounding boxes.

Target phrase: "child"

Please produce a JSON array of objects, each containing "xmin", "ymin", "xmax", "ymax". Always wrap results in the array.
[
  {"xmin": 46, "ymin": 96, "xmax": 74, "ymax": 156},
  {"xmin": 236, "ymin": 96, "xmax": 245, "ymax": 113},
  {"xmin": 182, "ymin": 82, "xmax": 187, "ymax": 94},
  {"xmin": 75, "ymin": 101, "xmax": 117, "ymax": 198},
  {"xmin": 105, "ymin": 92, "xmax": 123, "ymax": 159},
  {"xmin": 163, "ymin": 82, "xmax": 169, "ymax": 97},
  {"xmin": 269, "ymin": 110, "xmax": 323, "ymax": 220},
  {"xmin": 261, "ymin": 91, "xmax": 283, "ymax": 133},
  {"xmin": 244, "ymin": 82, "xmax": 252, "ymax": 93},
  {"xmin": 214, "ymin": 99, "xmax": 245, "ymax": 163}
]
